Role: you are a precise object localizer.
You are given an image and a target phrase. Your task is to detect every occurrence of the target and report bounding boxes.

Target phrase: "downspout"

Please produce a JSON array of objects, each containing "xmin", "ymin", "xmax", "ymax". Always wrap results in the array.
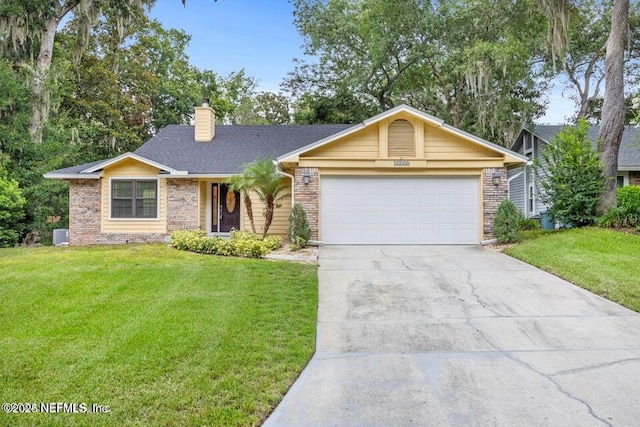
[
  {"xmin": 507, "ymin": 164, "xmax": 526, "ymax": 192},
  {"xmin": 273, "ymin": 160, "xmax": 295, "ymax": 208}
]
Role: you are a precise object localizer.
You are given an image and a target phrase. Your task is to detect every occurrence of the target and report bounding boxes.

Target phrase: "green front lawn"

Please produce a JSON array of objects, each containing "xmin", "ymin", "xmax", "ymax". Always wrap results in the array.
[
  {"xmin": 0, "ymin": 244, "xmax": 317, "ymax": 426},
  {"xmin": 504, "ymin": 227, "xmax": 640, "ymax": 312}
]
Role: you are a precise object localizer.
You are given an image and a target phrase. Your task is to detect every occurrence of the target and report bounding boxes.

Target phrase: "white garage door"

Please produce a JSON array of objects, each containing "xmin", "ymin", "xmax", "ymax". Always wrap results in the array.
[{"xmin": 320, "ymin": 176, "xmax": 479, "ymax": 244}]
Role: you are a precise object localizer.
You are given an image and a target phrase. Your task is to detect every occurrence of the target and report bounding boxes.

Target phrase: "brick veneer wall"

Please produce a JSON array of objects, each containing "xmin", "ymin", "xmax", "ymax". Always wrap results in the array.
[
  {"xmin": 630, "ymin": 171, "xmax": 640, "ymax": 186},
  {"xmin": 69, "ymin": 179, "xmax": 102, "ymax": 245},
  {"xmin": 482, "ymin": 167, "xmax": 508, "ymax": 241},
  {"xmin": 69, "ymin": 178, "xmax": 200, "ymax": 246},
  {"xmin": 294, "ymin": 167, "xmax": 319, "ymax": 240},
  {"xmin": 95, "ymin": 233, "xmax": 166, "ymax": 244},
  {"xmin": 167, "ymin": 178, "xmax": 199, "ymax": 231}
]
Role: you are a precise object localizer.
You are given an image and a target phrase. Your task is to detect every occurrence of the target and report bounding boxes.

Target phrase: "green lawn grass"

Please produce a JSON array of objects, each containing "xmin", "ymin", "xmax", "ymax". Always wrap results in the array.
[
  {"xmin": 0, "ymin": 244, "xmax": 317, "ymax": 426},
  {"xmin": 504, "ymin": 227, "xmax": 640, "ymax": 311}
]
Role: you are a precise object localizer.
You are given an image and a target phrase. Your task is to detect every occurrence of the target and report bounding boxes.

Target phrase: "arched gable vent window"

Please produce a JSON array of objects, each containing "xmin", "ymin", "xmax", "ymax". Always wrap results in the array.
[{"xmin": 388, "ymin": 119, "xmax": 415, "ymax": 157}]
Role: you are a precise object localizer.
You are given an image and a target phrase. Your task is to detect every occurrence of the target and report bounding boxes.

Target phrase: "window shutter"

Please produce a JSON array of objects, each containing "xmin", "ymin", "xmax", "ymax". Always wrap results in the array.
[{"xmin": 388, "ymin": 119, "xmax": 415, "ymax": 157}]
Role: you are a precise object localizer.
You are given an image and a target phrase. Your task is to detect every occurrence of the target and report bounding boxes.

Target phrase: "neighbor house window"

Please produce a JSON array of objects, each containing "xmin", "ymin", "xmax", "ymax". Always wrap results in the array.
[
  {"xmin": 111, "ymin": 180, "xmax": 158, "ymax": 218},
  {"xmin": 528, "ymin": 183, "xmax": 534, "ymax": 213},
  {"xmin": 524, "ymin": 134, "xmax": 532, "ymax": 152},
  {"xmin": 617, "ymin": 176, "xmax": 625, "ymax": 188}
]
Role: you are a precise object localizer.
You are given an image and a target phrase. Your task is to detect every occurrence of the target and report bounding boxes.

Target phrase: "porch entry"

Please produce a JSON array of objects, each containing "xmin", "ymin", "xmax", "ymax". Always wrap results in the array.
[{"xmin": 211, "ymin": 183, "xmax": 240, "ymax": 233}]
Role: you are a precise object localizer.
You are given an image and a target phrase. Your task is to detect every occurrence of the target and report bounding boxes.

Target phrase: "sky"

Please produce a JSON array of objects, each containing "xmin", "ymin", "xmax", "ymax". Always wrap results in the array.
[
  {"xmin": 148, "ymin": 0, "xmax": 303, "ymax": 93},
  {"xmin": 148, "ymin": 0, "xmax": 574, "ymax": 125}
]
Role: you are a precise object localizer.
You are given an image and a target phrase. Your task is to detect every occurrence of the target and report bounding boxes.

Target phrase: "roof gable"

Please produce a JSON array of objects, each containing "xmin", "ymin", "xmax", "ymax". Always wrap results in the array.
[
  {"xmin": 523, "ymin": 125, "xmax": 640, "ymax": 168},
  {"xmin": 278, "ymin": 104, "xmax": 527, "ymax": 164},
  {"xmin": 81, "ymin": 152, "xmax": 182, "ymax": 174}
]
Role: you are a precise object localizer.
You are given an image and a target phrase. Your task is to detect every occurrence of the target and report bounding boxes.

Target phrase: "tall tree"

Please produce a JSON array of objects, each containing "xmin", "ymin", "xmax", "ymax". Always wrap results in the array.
[
  {"xmin": 598, "ymin": 0, "xmax": 630, "ymax": 211},
  {"xmin": 287, "ymin": 0, "xmax": 547, "ymax": 146},
  {"xmin": 293, "ymin": 87, "xmax": 377, "ymax": 124},
  {"xmin": 57, "ymin": 7, "xmax": 158, "ymax": 157},
  {"xmin": 253, "ymin": 92, "xmax": 291, "ymax": 125},
  {"xmin": 0, "ymin": 0, "xmax": 155, "ymax": 143},
  {"xmin": 135, "ymin": 21, "xmax": 233, "ymax": 130},
  {"xmin": 536, "ymin": 0, "xmax": 635, "ymax": 210},
  {"xmin": 547, "ymin": 0, "xmax": 640, "ymax": 121}
]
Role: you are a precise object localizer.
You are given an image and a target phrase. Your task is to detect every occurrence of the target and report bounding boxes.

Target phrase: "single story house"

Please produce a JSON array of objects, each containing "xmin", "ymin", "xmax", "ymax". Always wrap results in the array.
[
  {"xmin": 45, "ymin": 104, "xmax": 527, "ymax": 245},
  {"xmin": 508, "ymin": 125, "xmax": 640, "ymax": 218}
]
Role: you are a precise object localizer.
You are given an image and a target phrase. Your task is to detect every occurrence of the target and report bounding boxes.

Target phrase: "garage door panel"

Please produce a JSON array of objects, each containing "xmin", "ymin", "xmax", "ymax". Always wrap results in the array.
[
  {"xmin": 457, "ymin": 194, "xmax": 477, "ymax": 208},
  {"xmin": 320, "ymin": 176, "xmax": 479, "ymax": 244},
  {"xmin": 457, "ymin": 211, "xmax": 477, "ymax": 225}
]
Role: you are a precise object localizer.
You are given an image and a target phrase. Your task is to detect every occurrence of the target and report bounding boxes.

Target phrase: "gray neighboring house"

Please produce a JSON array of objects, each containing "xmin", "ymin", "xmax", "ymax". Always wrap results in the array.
[{"xmin": 508, "ymin": 125, "xmax": 640, "ymax": 218}]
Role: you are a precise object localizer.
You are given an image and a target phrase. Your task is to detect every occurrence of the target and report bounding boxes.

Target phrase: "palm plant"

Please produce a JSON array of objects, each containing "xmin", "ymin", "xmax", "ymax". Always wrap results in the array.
[
  {"xmin": 245, "ymin": 156, "xmax": 289, "ymax": 238},
  {"xmin": 226, "ymin": 173, "xmax": 257, "ymax": 234}
]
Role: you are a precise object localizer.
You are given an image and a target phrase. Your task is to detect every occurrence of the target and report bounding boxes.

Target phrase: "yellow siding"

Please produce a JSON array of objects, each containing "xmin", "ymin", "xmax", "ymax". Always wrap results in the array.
[
  {"xmin": 304, "ymin": 125, "xmax": 379, "ymax": 158},
  {"xmin": 103, "ymin": 158, "xmax": 161, "ymax": 176},
  {"xmin": 424, "ymin": 125, "xmax": 496, "ymax": 159},
  {"xmin": 101, "ymin": 159, "xmax": 166, "ymax": 233},
  {"xmin": 241, "ymin": 178, "xmax": 292, "ymax": 237},
  {"xmin": 194, "ymin": 107, "xmax": 215, "ymax": 141},
  {"xmin": 318, "ymin": 167, "xmax": 483, "ymax": 176},
  {"xmin": 301, "ymin": 114, "xmax": 501, "ymax": 168}
]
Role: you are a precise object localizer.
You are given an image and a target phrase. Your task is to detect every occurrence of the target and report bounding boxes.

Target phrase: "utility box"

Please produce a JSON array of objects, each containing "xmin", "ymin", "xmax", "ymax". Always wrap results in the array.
[
  {"xmin": 53, "ymin": 229, "xmax": 69, "ymax": 246},
  {"xmin": 540, "ymin": 212, "xmax": 555, "ymax": 230}
]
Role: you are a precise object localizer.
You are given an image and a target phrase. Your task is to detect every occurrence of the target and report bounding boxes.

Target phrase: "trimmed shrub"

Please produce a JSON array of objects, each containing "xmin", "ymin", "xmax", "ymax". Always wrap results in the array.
[
  {"xmin": 598, "ymin": 186, "xmax": 640, "ymax": 228},
  {"xmin": 493, "ymin": 199, "xmax": 523, "ymax": 243},
  {"xmin": 170, "ymin": 230, "xmax": 281, "ymax": 258},
  {"xmin": 519, "ymin": 217, "xmax": 541, "ymax": 231},
  {"xmin": 617, "ymin": 186, "xmax": 640, "ymax": 214},
  {"xmin": 262, "ymin": 235, "xmax": 283, "ymax": 251},
  {"xmin": 598, "ymin": 208, "xmax": 623, "ymax": 228},
  {"xmin": 287, "ymin": 203, "xmax": 312, "ymax": 247}
]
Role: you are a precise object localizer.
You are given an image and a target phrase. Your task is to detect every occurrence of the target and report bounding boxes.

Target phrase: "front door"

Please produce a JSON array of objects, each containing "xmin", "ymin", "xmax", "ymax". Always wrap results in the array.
[{"xmin": 219, "ymin": 184, "xmax": 240, "ymax": 232}]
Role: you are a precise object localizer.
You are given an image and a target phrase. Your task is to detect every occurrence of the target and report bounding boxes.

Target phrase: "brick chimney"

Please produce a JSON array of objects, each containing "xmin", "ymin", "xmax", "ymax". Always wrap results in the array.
[{"xmin": 194, "ymin": 98, "xmax": 215, "ymax": 141}]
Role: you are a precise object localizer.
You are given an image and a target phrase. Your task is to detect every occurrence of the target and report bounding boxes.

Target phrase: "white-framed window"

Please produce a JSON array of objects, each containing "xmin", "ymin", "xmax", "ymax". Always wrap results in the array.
[
  {"xmin": 617, "ymin": 172, "xmax": 629, "ymax": 187},
  {"xmin": 110, "ymin": 179, "xmax": 158, "ymax": 219},
  {"xmin": 524, "ymin": 133, "xmax": 533, "ymax": 154},
  {"xmin": 528, "ymin": 183, "xmax": 534, "ymax": 214}
]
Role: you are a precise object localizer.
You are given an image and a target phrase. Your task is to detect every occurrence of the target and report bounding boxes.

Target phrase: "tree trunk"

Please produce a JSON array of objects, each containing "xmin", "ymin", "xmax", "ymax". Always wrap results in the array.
[
  {"xmin": 28, "ymin": 17, "xmax": 59, "ymax": 143},
  {"xmin": 598, "ymin": 0, "xmax": 629, "ymax": 213},
  {"xmin": 262, "ymin": 196, "xmax": 274, "ymax": 238},
  {"xmin": 244, "ymin": 193, "xmax": 256, "ymax": 234},
  {"xmin": 451, "ymin": 91, "xmax": 461, "ymax": 128},
  {"xmin": 577, "ymin": 91, "xmax": 590, "ymax": 120}
]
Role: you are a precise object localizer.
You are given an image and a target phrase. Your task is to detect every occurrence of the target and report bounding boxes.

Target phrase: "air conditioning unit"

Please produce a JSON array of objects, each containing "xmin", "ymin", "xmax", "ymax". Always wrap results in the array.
[{"xmin": 53, "ymin": 229, "xmax": 69, "ymax": 246}]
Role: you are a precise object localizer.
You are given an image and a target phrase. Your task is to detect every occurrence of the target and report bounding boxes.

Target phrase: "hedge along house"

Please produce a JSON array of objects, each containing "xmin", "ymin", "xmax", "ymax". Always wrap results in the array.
[{"xmin": 45, "ymin": 104, "xmax": 527, "ymax": 245}]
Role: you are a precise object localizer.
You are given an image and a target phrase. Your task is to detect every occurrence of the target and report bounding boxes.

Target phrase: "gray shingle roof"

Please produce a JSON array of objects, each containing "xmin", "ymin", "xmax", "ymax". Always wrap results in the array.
[
  {"xmin": 134, "ymin": 124, "xmax": 351, "ymax": 174},
  {"xmin": 47, "ymin": 124, "xmax": 353, "ymax": 176},
  {"xmin": 531, "ymin": 124, "xmax": 640, "ymax": 168},
  {"xmin": 45, "ymin": 159, "xmax": 108, "ymax": 175}
]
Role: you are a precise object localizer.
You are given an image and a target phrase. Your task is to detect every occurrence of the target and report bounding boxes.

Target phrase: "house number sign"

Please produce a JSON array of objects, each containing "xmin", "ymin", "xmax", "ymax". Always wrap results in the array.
[{"xmin": 393, "ymin": 160, "xmax": 410, "ymax": 166}]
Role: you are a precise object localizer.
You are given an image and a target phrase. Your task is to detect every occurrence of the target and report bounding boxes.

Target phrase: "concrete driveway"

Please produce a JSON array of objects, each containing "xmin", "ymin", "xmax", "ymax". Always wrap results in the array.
[{"xmin": 264, "ymin": 246, "xmax": 640, "ymax": 426}]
